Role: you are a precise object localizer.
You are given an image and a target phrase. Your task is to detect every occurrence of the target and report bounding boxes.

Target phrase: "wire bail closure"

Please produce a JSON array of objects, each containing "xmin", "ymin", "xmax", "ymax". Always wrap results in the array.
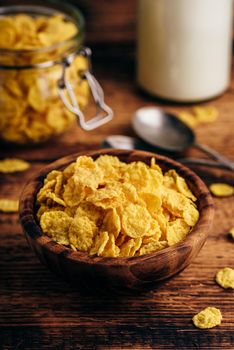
[{"xmin": 57, "ymin": 47, "xmax": 113, "ymax": 131}]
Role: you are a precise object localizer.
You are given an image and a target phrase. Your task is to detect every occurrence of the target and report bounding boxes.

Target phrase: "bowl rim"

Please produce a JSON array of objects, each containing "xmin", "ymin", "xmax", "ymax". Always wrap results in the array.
[{"xmin": 19, "ymin": 148, "xmax": 214, "ymax": 266}]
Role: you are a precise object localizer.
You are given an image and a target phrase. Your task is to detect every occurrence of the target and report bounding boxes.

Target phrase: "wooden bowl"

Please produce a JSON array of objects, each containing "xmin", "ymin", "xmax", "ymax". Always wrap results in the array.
[{"xmin": 19, "ymin": 149, "xmax": 214, "ymax": 294}]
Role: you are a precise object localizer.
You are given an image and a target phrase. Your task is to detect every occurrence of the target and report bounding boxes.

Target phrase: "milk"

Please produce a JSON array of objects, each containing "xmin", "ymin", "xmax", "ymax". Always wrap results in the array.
[{"xmin": 137, "ymin": 0, "xmax": 233, "ymax": 102}]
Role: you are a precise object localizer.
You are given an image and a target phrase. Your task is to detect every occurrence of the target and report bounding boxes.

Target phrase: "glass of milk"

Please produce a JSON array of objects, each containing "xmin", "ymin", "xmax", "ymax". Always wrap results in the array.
[{"xmin": 137, "ymin": 0, "xmax": 233, "ymax": 102}]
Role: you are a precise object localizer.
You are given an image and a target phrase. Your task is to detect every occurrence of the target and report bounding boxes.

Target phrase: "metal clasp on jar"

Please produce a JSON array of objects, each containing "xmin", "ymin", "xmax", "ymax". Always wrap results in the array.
[{"xmin": 57, "ymin": 47, "xmax": 113, "ymax": 131}]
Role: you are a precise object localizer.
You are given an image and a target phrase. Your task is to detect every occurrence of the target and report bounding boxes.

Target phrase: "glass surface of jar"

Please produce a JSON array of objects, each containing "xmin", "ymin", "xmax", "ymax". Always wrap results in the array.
[
  {"xmin": 0, "ymin": 1, "xmax": 112, "ymax": 144},
  {"xmin": 137, "ymin": 0, "xmax": 233, "ymax": 103}
]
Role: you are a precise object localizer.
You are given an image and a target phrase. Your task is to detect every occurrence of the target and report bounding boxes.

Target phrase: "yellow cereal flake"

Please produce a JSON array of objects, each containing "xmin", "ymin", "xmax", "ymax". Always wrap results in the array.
[
  {"xmin": 139, "ymin": 192, "xmax": 162, "ymax": 216},
  {"xmin": 102, "ymin": 233, "xmax": 120, "ymax": 258},
  {"xmin": 192, "ymin": 307, "xmax": 222, "ymax": 329},
  {"xmin": 122, "ymin": 203, "xmax": 152, "ymax": 238},
  {"xmin": 27, "ymin": 85, "xmax": 47, "ymax": 113},
  {"xmin": 183, "ymin": 204, "xmax": 199, "ymax": 226},
  {"xmin": 167, "ymin": 219, "xmax": 190, "ymax": 246},
  {"xmin": 0, "ymin": 199, "xmax": 19, "ymax": 213},
  {"xmin": 176, "ymin": 106, "xmax": 218, "ymax": 129},
  {"xmin": 101, "ymin": 208, "xmax": 121, "ymax": 238},
  {"xmin": 69, "ymin": 216, "xmax": 97, "ymax": 252},
  {"xmin": 40, "ymin": 211, "xmax": 72, "ymax": 245},
  {"xmin": 37, "ymin": 155, "xmax": 199, "ymax": 257},
  {"xmin": 166, "ymin": 170, "xmax": 196, "ymax": 201},
  {"xmin": 193, "ymin": 106, "xmax": 218, "ymax": 123},
  {"xmin": 63, "ymin": 178, "xmax": 86, "ymax": 207},
  {"xmin": 119, "ymin": 239, "xmax": 136, "ymax": 257},
  {"xmin": 0, "ymin": 158, "xmax": 30, "ymax": 173},
  {"xmin": 215, "ymin": 267, "xmax": 234, "ymax": 289},
  {"xmin": 209, "ymin": 183, "xmax": 234, "ymax": 197},
  {"xmin": 140, "ymin": 240, "xmax": 168, "ymax": 256},
  {"xmin": 130, "ymin": 237, "xmax": 142, "ymax": 256},
  {"xmin": 228, "ymin": 227, "xmax": 234, "ymax": 239}
]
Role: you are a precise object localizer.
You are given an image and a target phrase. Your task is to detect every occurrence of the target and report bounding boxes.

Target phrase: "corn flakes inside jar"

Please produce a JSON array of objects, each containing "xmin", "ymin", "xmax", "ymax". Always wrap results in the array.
[{"xmin": 0, "ymin": 1, "xmax": 112, "ymax": 145}]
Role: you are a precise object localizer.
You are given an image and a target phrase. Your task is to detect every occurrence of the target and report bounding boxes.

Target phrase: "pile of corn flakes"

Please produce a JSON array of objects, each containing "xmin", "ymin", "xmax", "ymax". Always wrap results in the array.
[
  {"xmin": 0, "ymin": 13, "xmax": 89, "ymax": 144},
  {"xmin": 36, "ymin": 155, "xmax": 199, "ymax": 258}
]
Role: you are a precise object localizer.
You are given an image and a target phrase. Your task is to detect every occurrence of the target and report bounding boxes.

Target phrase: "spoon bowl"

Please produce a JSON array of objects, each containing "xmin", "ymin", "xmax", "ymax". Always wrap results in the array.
[{"xmin": 133, "ymin": 107, "xmax": 195, "ymax": 152}]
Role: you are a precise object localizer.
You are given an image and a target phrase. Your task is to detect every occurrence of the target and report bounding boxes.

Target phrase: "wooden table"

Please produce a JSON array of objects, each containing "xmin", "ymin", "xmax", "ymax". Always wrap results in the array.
[{"xmin": 0, "ymin": 49, "xmax": 234, "ymax": 350}]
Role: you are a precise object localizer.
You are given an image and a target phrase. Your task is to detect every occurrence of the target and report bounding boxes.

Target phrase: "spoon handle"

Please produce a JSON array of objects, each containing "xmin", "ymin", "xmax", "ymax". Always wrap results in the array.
[
  {"xmin": 178, "ymin": 157, "xmax": 231, "ymax": 170},
  {"xmin": 194, "ymin": 143, "xmax": 234, "ymax": 171}
]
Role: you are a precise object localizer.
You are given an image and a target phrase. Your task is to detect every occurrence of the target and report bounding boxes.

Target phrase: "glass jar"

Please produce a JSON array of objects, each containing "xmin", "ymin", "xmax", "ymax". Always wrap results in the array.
[{"xmin": 0, "ymin": 1, "xmax": 112, "ymax": 144}]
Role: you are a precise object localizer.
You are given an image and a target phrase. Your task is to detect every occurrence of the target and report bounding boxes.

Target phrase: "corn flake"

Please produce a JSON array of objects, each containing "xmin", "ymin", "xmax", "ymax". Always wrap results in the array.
[
  {"xmin": 228, "ymin": 227, "xmax": 234, "ymax": 240},
  {"xmin": 69, "ymin": 216, "xmax": 97, "ymax": 252},
  {"xmin": 37, "ymin": 155, "xmax": 199, "ymax": 257},
  {"xmin": 192, "ymin": 307, "xmax": 222, "ymax": 329},
  {"xmin": 215, "ymin": 267, "xmax": 234, "ymax": 289},
  {"xmin": 102, "ymin": 233, "xmax": 120, "ymax": 258},
  {"xmin": 0, "ymin": 199, "xmax": 19, "ymax": 213},
  {"xmin": 209, "ymin": 183, "xmax": 234, "ymax": 197},
  {"xmin": 0, "ymin": 158, "xmax": 30, "ymax": 173}
]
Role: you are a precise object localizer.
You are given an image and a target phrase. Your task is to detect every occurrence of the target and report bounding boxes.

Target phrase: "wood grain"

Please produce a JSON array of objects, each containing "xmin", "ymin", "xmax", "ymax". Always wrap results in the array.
[{"xmin": 0, "ymin": 49, "xmax": 234, "ymax": 349}]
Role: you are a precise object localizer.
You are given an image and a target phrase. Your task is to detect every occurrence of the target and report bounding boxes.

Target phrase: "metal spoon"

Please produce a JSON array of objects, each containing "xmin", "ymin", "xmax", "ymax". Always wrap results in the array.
[
  {"xmin": 102, "ymin": 135, "xmax": 230, "ymax": 170},
  {"xmin": 131, "ymin": 106, "xmax": 234, "ymax": 171}
]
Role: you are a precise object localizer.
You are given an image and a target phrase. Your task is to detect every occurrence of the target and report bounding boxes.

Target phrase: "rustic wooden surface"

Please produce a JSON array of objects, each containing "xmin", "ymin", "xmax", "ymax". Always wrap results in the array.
[{"xmin": 0, "ymin": 50, "xmax": 234, "ymax": 349}]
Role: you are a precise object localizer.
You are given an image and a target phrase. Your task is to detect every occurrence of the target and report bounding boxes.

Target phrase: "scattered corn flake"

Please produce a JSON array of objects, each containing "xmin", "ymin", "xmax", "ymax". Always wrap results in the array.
[
  {"xmin": 228, "ymin": 227, "xmax": 234, "ymax": 240},
  {"xmin": 209, "ymin": 183, "xmax": 234, "ymax": 197},
  {"xmin": 0, "ymin": 158, "xmax": 30, "ymax": 173},
  {"xmin": 37, "ymin": 155, "xmax": 199, "ymax": 257},
  {"xmin": 192, "ymin": 307, "xmax": 222, "ymax": 329},
  {"xmin": 176, "ymin": 106, "xmax": 218, "ymax": 129},
  {"xmin": 193, "ymin": 106, "xmax": 218, "ymax": 123},
  {"xmin": 215, "ymin": 267, "xmax": 234, "ymax": 289},
  {"xmin": 0, "ymin": 199, "xmax": 19, "ymax": 213},
  {"xmin": 167, "ymin": 219, "xmax": 190, "ymax": 246}
]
